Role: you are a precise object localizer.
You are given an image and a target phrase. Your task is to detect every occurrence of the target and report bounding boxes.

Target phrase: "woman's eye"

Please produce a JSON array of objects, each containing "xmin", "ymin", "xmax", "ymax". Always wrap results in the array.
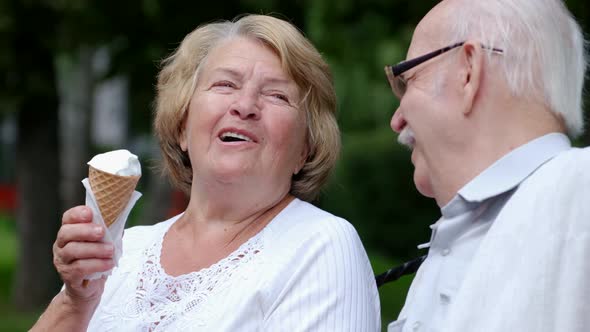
[
  {"xmin": 272, "ymin": 94, "xmax": 289, "ymax": 102},
  {"xmin": 213, "ymin": 81, "xmax": 235, "ymax": 88}
]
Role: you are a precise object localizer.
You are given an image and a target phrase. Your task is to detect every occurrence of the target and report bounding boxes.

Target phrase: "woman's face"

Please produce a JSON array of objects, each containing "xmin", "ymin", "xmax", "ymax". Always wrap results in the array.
[{"xmin": 180, "ymin": 37, "xmax": 308, "ymax": 196}]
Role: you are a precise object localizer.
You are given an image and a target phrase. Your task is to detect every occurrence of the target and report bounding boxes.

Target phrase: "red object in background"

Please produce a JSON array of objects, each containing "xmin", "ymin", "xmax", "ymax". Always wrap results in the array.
[
  {"xmin": 167, "ymin": 189, "xmax": 189, "ymax": 218},
  {"xmin": 0, "ymin": 184, "xmax": 17, "ymax": 213},
  {"xmin": 0, "ymin": 184, "xmax": 186, "ymax": 218}
]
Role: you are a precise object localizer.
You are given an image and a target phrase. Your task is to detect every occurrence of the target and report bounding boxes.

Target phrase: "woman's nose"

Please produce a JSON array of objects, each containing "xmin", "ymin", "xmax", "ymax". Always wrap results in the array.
[
  {"xmin": 230, "ymin": 90, "xmax": 261, "ymax": 120},
  {"xmin": 390, "ymin": 107, "xmax": 407, "ymax": 133}
]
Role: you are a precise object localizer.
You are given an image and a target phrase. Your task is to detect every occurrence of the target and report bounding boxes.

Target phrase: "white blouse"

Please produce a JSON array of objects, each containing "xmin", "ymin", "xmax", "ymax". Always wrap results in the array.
[{"xmin": 87, "ymin": 198, "xmax": 380, "ymax": 331}]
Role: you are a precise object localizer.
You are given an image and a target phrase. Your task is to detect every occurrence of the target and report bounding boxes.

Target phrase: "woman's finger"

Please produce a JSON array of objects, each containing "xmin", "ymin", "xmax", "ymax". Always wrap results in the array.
[
  {"xmin": 61, "ymin": 206, "xmax": 93, "ymax": 225},
  {"xmin": 58, "ymin": 242, "xmax": 114, "ymax": 264},
  {"xmin": 57, "ymin": 258, "xmax": 115, "ymax": 284},
  {"xmin": 55, "ymin": 223, "xmax": 104, "ymax": 249}
]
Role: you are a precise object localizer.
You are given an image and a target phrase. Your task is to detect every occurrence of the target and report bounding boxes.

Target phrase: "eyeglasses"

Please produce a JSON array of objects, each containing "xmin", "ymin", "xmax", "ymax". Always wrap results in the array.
[{"xmin": 384, "ymin": 42, "xmax": 504, "ymax": 99}]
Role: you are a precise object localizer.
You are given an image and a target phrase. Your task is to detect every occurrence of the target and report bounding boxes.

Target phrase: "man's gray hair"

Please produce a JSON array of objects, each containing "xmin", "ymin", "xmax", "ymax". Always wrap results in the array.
[{"xmin": 448, "ymin": 0, "xmax": 588, "ymax": 137}]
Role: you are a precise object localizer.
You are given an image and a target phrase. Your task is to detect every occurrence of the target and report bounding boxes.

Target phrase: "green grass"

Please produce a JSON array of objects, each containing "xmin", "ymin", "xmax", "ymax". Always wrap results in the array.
[
  {"xmin": 0, "ymin": 214, "xmax": 413, "ymax": 331},
  {"xmin": 0, "ymin": 213, "xmax": 17, "ymax": 299},
  {"xmin": 0, "ymin": 303, "xmax": 40, "ymax": 332},
  {"xmin": 0, "ymin": 214, "xmax": 40, "ymax": 332}
]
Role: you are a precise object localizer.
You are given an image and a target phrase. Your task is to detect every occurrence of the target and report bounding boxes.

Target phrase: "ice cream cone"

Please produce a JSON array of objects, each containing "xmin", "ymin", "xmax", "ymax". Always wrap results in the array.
[{"xmin": 88, "ymin": 166, "xmax": 140, "ymax": 227}]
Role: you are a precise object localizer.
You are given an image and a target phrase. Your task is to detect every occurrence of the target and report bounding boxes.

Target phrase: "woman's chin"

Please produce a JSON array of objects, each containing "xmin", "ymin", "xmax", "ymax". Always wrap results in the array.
[
  {"xmin": 208, "ymin": 161, "xmax": 261, "ymax": 183},
  {"xmin": 210, "ymin": 168, "xmax": 249, "ymax": 183}
]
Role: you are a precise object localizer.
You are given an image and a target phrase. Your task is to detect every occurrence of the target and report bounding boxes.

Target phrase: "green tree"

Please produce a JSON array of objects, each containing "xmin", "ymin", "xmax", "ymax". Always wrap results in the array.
[{"xmin": 1, "ymin": 1, "xmax": 62, "ymax": 310}]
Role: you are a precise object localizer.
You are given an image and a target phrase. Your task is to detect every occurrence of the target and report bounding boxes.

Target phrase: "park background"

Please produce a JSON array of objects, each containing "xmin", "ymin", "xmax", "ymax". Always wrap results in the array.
[{"xmin": 0, "ymin": 0, "xmax": 588, "ymax": 330}]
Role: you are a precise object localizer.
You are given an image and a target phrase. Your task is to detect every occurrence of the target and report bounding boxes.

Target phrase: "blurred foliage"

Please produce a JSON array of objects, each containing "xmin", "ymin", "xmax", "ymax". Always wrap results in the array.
[
  {"xmin": 320, "ymin": 128, "xmax": 437, "ymax": 259},
  {"xmin": 0, "ymin": 215, "xmax": 37, "ymax": 332},
  {"xmin": 0, "ymin": 214, "xmax": 17, "ymax": 300}
]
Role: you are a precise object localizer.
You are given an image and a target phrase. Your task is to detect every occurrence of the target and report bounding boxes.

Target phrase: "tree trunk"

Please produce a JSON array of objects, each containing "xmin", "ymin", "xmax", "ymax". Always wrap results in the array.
[
  {"xmin": 14, "ymin": 93, "xmax": 62, "ymax": 310},
  {"xmin": 12, "ymin": 4, "xmax": 62, "ymax": 310},
  {"xmin": 58, "ymin": 47, "xmax": 93, "ymax": 210}
]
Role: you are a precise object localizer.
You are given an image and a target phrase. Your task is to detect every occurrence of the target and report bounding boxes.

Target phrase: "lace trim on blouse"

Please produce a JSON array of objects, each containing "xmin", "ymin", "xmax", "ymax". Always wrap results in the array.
[{"xmin": 97, "ymin": 222, "xmax": 264, "ymax": 331}]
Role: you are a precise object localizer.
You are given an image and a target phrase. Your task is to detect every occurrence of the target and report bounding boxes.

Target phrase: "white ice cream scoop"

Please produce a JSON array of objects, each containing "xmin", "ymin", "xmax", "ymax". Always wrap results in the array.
[
  {"xmin": 87, "ymin": 149, "xmax": 141, "ymax": 176},
  {"xmin": 86, "ymin": 149, "xmax": 141, "ymax": 227}
]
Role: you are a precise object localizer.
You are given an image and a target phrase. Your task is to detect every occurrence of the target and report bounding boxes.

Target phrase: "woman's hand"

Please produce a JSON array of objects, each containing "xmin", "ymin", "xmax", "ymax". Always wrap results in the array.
[
  {"xmin": 31, "ymin": 206, "xmax": 114, "ymax": 331},
  {"xmin": 53, "ymin": 206, "xmax": 114, "ymax": 302}
]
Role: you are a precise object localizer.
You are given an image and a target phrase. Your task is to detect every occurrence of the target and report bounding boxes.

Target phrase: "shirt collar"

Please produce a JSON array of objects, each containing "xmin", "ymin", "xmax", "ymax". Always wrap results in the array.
[
  {"xmin": 460, "ymin": 132, "xmax": 571, "ymax": 202},
  {"xmin": 442, "ymin": 133, "xmax": 571, "ymax": 217}
]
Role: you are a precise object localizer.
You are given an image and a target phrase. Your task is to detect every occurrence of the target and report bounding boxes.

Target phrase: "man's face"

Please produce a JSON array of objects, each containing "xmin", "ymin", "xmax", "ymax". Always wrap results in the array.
[{"xmin": 390, "ymin": 17, "xmax": 466, "ymax": 199}]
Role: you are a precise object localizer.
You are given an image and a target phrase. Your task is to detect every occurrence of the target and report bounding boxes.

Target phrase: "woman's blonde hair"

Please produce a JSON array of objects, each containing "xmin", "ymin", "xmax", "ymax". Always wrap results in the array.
[{"xmin": 154, "ymin": 14, "xmax": 339, "ymax": 202}]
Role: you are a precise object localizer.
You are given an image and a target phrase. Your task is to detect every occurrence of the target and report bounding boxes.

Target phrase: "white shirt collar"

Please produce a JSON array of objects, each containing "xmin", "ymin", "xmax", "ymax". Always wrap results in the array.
[{"xmin": 441, "ymin": 133, "xmax": 571, "ymax": 217}]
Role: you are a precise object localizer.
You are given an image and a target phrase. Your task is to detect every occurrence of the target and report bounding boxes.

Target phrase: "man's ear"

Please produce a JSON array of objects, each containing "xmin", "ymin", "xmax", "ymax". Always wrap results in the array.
[{"xmin": 459, "ymin": 40, "xmax": 484, "ymax": 115}]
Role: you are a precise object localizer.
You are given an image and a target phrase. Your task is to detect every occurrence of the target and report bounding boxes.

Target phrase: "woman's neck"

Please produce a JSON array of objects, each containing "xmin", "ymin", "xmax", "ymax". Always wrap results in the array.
[
  {"xmin": 188, "ymin": 179, "xmax": 290, "ymax": 220},
  {"xmin": 161, "ymin": 192, "xmax": 294, "ymax": 276},
  {"xmin": 178, "ymin": 180, "xmax": 294, "ymax": 248}
]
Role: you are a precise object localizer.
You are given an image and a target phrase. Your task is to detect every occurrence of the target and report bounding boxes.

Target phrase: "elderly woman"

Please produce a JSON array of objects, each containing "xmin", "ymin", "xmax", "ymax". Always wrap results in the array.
[{"xmin": 33, "ymin": 14, "xmax": 380, "ymax": 331}]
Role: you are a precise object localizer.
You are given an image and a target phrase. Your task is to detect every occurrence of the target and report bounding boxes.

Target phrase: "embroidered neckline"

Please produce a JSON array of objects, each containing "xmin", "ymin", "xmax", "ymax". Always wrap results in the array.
[
  {"xmin": 153, "ymin": 219, "xmax": 265, "ymax": 279},
  {"xmin": 115, "ymin": 219, "xmax": 265, "ymax": 331}
]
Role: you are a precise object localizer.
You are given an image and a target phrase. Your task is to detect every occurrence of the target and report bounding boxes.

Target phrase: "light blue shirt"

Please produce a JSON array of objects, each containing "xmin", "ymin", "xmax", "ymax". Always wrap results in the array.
[{"xmin": 389, "ymin": 133, "xmax": 573, "ymax": 332}]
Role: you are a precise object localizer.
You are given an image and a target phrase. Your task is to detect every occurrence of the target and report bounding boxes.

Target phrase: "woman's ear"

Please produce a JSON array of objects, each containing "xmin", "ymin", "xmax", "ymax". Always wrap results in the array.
[
  {"xmin": 179, "ymin": 113, "xmax": 188, "ymax": 152},
  {"xmin": 459, "ymin": 40, "xmax": 484, "ymax": 115},
  {"xmin": 294, "ymin": 143, "xmax": 309, "ymax": 175}
]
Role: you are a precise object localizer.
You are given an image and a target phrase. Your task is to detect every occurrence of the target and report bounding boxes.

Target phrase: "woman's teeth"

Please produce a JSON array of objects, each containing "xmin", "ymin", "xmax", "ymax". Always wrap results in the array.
[{"xmin": 220, "ymin": 132, "xmax": 252, "ymax": 142}]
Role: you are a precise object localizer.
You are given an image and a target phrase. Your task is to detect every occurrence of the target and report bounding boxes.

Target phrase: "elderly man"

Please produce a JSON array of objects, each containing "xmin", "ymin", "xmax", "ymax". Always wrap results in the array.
[{"xmin": 385, "ymin": 0, "xmax": 589, "ymax": 331}]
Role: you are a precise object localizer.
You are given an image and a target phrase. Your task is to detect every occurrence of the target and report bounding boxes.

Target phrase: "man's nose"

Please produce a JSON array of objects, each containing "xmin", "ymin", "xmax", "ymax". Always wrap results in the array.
[
  {"xmin": 390, "ymin": 107, "xmax": 407, "ymax": 133},
  {"xmin": 230, "ymin": 90, "xmax": 261, "ymax": 120}
]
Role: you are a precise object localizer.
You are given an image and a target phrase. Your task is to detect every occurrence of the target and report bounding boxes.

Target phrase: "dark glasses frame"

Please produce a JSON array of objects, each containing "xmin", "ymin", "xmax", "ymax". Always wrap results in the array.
[{"xmin": 384, "ymin": 42, "xmax": 504, "ymax": 99}]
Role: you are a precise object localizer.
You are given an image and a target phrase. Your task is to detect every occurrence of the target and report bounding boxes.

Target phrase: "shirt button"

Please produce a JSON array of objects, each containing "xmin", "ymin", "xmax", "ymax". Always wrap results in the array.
[
  {"xmin": 440, "ymin": 293, "xmax": 451, "ymax": 304},
  {"xmin": 413, "ymin": 321, "xmax": 421, "ymax": 331},
  {"xmin": 442, "ymin": 248, "xmax": 451, "ymax": 256}
]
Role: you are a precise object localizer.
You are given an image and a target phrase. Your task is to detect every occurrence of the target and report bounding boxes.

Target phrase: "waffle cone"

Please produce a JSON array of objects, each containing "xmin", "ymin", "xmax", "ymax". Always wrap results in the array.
[{"xmin": 88, "ymin": 166, "xmax": 140, "ymax": 227}]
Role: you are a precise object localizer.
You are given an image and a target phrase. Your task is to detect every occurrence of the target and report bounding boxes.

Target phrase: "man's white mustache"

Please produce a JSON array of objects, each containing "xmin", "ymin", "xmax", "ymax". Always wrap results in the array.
[{"xmin": 398, "ymin": 127, "xmax": 415, "ymax": 148}]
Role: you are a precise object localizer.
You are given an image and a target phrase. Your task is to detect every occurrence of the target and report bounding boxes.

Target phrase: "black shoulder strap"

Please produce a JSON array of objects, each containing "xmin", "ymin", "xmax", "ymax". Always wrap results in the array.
[{"xmin": 375, "ymin": 255, "xmax": 427, "ymax": 288}]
